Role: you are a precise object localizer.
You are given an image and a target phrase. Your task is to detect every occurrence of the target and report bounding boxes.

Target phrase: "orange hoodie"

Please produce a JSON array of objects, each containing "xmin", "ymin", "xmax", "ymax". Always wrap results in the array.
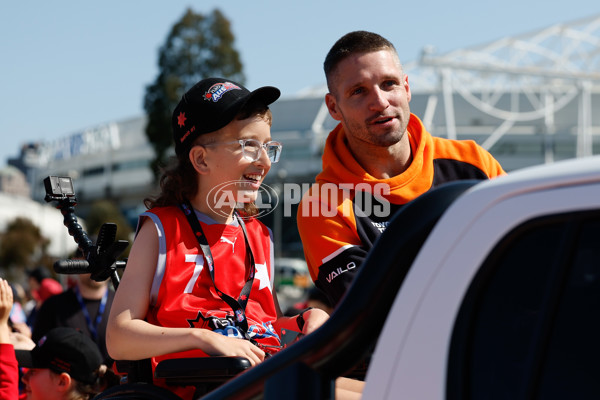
[{"xmin": 297, "ymin": 114, "xmax": 505, "ymax": 305}]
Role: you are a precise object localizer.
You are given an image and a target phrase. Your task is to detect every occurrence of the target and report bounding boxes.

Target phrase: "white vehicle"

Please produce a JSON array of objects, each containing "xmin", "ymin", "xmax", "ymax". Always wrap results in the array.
[
  {"xmin": 364, "ymin": 155, "xmax": 600, "ymax": 399},
  {"xmin": 203, "ymin": 155, "xmax": 600, "ymax": 400}
]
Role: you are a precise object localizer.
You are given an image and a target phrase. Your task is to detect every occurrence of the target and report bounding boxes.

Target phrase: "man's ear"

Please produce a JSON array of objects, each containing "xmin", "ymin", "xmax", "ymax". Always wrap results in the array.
[
  {"xmin": 189, "ymin": 146, "xmax": 210, "ymax": 174},
  {"xmin": 325, "ymin": 93, "xmax": 342, "ymax": 121},
  {"xmin": 404, "ymin": 74, "xmax": 412, "ymax": 103}
]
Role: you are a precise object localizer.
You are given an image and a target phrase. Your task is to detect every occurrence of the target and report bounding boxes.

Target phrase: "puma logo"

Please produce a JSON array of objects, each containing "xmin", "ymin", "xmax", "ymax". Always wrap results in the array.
[{"xmin": 220, "ymin": 237, "xmax": 237, "ymax": 253}]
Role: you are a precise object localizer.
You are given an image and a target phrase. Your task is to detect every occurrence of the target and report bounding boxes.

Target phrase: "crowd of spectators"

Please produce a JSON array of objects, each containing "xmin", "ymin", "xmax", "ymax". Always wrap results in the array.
[
  {"xmin": 0, "ymin": 263, "xmax": 331, "ymax": 399},
  {"xmin": 0, "ymin": 265, "xmax": 118, "ymax": 399}
]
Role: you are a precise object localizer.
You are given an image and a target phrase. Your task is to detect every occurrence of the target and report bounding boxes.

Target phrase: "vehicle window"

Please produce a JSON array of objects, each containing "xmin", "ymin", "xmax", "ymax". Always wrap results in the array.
[
  {"xmin": 448, "ymin": 211, "xmax": 600, "ymax": 400},
  {"xmin": 536, "ymin": 217, "xmax": 600, "ymax": 398}
]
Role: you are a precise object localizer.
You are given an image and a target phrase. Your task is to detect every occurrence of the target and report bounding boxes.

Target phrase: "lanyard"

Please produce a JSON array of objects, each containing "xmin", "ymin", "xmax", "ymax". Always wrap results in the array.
[
  {"xmin": 73, "ymin": 285, "xmax": 107, "ymax": 341},
  {"xmin": 179, "ymin": 202, "xmax": 256, "ymax": 338}
]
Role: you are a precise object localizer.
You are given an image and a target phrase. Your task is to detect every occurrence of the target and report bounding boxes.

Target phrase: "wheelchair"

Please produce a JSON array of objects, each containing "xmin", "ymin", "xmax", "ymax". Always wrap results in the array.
[{"xmin": 44, "ymin": 176, "xmax": 252, "ymax": 399}]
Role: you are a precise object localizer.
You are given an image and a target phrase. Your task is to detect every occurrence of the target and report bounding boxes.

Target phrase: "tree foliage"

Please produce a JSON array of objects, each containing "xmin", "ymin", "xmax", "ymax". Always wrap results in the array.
[
  {"xmin": 144, "ymin": 7, "xmax": 245, "ymax": 178},
  {"xmin": 0, "ymin": 217, "xmax": 51, "ymax": 272},
  {"xmin": 85, "ymin": 200, "xmax": 133, "ymax": 257}
]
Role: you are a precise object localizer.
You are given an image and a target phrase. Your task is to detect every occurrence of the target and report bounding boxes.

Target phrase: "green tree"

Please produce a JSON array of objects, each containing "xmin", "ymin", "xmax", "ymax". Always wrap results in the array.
[
  {"xmin": 0, "ymin": 217, "xmax": 51, "ymax": 273},
  {"xmin": 144, "ymin": 7, "xmax": 245, "ymax": 178},
  {"xmin": 85, "ymin": 200, "xmax": 133, "ymax": 258}
]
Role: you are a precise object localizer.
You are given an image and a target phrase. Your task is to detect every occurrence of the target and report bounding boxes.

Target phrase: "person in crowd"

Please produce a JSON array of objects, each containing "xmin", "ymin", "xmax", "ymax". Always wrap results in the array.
[
  {"xmin": 25, "ymin": 267, "xmax": 63, "ymax": 329},
  {"xmin": 32, "ymin": 272, "xmax": 115, "ymax": 367},
  {"xmin": 106, "ymin": 78, "xmax": 363, "ymax": 399},
  {"xmin": 8, "ymin": 282, "xmax": 32, "ymax": 339},
  {"xmin": 2, "ymin": 278, "xmax": 108, "ymax": 399},
  {"xmin": 297, "ymin": 31, "xmax": 506, "ymax": 306}
]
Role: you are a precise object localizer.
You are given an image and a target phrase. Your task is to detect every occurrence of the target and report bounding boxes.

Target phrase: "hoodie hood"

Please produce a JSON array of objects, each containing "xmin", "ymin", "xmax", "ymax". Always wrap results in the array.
[{"xmin": 316, "ymin": 114, "xmax": 435, "ymax": 203}]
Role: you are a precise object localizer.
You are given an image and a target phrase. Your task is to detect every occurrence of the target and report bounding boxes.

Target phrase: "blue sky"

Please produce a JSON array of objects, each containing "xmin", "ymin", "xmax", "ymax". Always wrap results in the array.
[{"xmin": 1, "ymin": 1, "xmax": 598, "ymax": 168}]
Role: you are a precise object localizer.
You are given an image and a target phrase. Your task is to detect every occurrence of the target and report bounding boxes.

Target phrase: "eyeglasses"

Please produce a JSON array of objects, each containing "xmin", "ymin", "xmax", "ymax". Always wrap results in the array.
[{"xmin": 202, "ymin": 139, "xmax": 282, "ymax": 163}]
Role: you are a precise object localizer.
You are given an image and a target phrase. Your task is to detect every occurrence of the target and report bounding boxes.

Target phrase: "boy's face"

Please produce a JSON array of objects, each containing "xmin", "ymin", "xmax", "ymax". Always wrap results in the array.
[
  {"xmin": 22, "ymin": 368, "xmax": 61, "ymax": 399},
  {"xmin": 199, "ymin": 115, "xmax": 273, "ymax": 210}
]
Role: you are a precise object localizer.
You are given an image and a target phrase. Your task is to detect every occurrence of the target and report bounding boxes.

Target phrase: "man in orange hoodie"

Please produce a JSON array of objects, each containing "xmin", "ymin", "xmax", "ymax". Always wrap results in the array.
[{"xmin": 297, "ymin": 31, "xmax": 505, "ymax": 307}]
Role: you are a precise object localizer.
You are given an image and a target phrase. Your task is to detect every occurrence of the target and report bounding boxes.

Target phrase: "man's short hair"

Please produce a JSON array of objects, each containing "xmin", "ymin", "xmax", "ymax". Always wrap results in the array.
[{"xmin": 324, "ymin": 31, "xmax": 397, "ymax": 90}]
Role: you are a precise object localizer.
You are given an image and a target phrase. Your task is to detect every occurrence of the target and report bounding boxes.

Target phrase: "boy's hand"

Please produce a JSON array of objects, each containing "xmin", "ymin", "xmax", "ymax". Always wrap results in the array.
[
  {"xmin": 0, "ymin": 278, "xmax": 14, "ymax": 343},
  {"xmin": 199, "ymin": 330, "xmax": 265, "ymax": 366},
  {"xmin": 0, "ymin": 278, "xmax": 13, "ymax": 324}
]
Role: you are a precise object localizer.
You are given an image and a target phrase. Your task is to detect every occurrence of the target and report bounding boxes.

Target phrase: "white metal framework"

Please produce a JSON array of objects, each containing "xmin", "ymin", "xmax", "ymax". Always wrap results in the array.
[{"xmin": 407, "ymin": 14, "xmax": 600, "ymax": 162}]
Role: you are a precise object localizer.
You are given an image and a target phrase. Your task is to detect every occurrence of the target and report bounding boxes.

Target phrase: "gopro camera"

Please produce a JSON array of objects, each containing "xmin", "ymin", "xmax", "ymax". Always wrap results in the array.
[{"xmin": 44, "ymin": 176, "xmax": 76, "ymax": 201}]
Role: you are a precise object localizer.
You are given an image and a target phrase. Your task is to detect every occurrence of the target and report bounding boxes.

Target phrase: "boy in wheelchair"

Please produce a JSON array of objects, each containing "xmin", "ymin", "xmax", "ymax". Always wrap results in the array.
[{"xmin": 105, "ymin": 78, "xmax": 353, "ymax": 399}]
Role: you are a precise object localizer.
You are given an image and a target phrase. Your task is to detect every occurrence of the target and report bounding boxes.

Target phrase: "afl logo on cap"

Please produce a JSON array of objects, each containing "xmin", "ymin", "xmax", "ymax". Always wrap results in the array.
[{"xmin": 203, "ymin": 82, "xmax": 241, "ymax": 102}]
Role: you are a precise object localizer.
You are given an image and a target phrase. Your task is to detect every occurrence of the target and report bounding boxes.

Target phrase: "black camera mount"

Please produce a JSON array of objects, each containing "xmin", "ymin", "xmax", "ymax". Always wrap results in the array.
[{"xmin": 44, "ymin": 176, "xmax": 128, "ymax": 288}]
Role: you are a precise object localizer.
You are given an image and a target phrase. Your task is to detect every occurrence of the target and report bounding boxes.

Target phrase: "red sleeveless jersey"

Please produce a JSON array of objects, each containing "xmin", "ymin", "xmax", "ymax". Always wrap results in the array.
[{"xmin": 140, "ymin": 207, "xmax": 280, "ymax": 397}]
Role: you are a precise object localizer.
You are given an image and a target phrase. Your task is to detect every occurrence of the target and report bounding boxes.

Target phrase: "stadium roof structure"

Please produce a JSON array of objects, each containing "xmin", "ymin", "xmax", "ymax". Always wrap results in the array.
[{"xmin": 404, "ymin": 14, "xmax": 600, "ymax": 159}]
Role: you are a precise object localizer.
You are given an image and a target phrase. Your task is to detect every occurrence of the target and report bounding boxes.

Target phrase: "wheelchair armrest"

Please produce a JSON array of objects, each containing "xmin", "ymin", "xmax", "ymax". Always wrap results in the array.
[
  {"xmin": 154, "ymin": 357, "xmax": 252, "ymax": 386},
  {"xmin": 114, "ymin": 359, "xmax": 154, "ymax": 384}
]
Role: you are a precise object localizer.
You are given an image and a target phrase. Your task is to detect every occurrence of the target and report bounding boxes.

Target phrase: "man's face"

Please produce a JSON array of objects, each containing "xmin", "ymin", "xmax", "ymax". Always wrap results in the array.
[{"xmin": 325, "ymin": 49, "xmax": 412, "ymax": 148}]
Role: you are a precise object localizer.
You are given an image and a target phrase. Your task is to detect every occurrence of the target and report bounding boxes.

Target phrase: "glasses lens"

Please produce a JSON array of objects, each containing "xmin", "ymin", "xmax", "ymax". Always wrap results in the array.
[
  {"xmin": 240, "ymin": 140, "xmax": 282, "ymax": 163},
  {"xmin": 240, "ymin": 140, "xmax": 261, "ymax": 161},
  {"xmin": 266, "ymin": 143, "xmax": 281, "ymax": 163}
]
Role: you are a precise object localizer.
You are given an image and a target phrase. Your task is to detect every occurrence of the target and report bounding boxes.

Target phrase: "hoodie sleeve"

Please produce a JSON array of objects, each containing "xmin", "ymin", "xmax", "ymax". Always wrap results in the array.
[{"xmin": 297, "ymin": 183, "xmax": 369, "ymax": 306}]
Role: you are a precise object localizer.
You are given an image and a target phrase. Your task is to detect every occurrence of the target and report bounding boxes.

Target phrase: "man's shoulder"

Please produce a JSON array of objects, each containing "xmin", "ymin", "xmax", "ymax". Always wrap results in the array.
[
  {"xmin": 429, "ymin": 136, "xmax": 505, "ymax": 178},
  {"xmin": 430, "ymin": 136, "xmax": 491, "ymax": 159},
  {"xmin": 431, "ymin": 135, "xmax": 480, "ymax": 148}
]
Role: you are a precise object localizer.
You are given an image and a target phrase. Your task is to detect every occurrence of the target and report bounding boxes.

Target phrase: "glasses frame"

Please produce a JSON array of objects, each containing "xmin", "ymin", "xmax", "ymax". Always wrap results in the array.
[{"xmin": 202, "ymin": 139, "xmax": 282, "ymax": 163}]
